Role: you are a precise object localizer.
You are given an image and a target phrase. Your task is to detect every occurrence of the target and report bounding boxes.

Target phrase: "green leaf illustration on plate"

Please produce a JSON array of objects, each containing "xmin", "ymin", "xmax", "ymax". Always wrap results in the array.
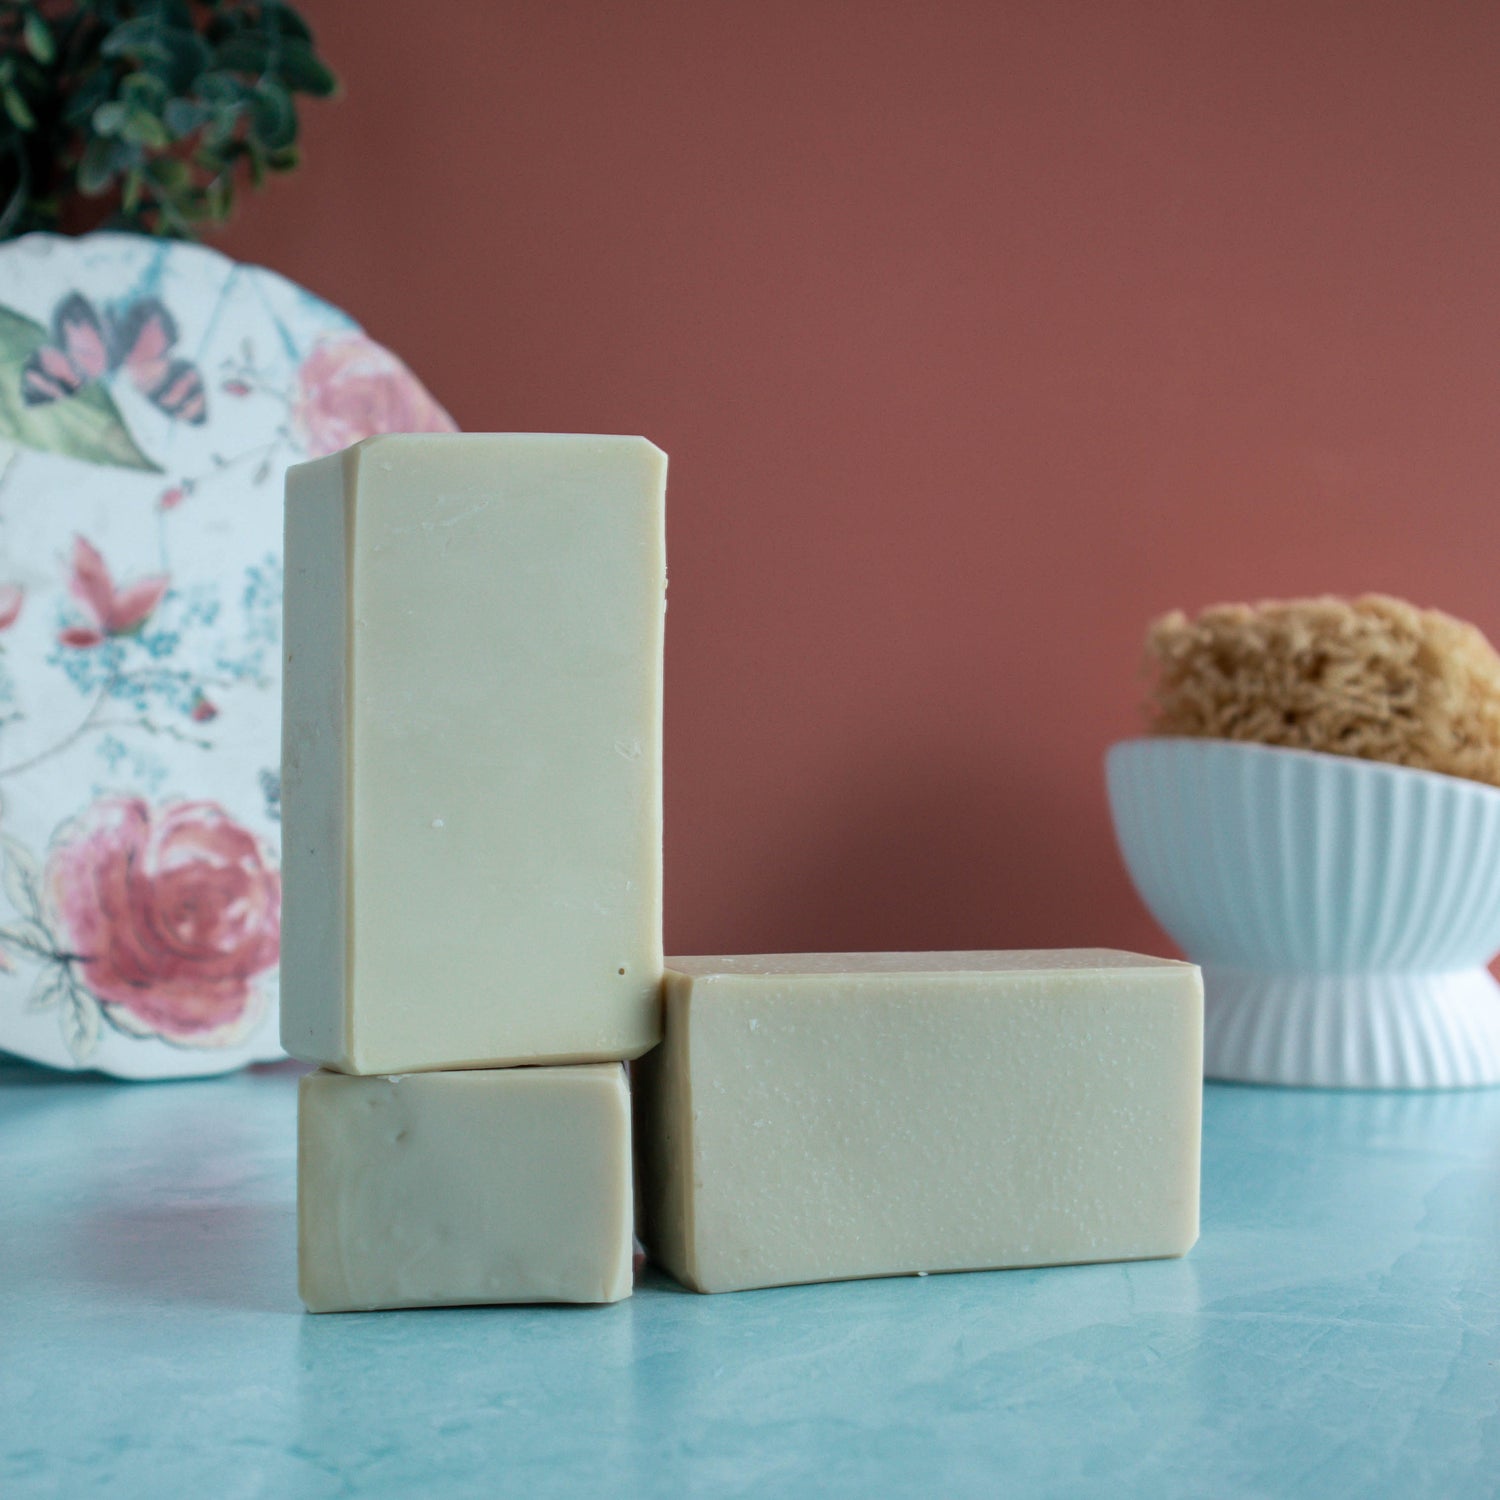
[{"xmin": 0, "ymin": 305, "xmax": 160, "ymax": 472}]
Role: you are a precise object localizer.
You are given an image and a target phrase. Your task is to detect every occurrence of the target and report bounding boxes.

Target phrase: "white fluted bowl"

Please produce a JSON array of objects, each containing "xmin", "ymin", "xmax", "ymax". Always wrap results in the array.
[{"xmin": 1106, "ymin": 738, "xmax": 1500, "ymax": 1088}]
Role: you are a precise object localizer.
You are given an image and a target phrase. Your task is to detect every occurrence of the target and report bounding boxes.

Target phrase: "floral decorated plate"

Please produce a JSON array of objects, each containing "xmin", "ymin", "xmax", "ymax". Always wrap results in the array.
[{"xmin": 0, "ymin": 232, "xmax": 453, "ymax": 1078}]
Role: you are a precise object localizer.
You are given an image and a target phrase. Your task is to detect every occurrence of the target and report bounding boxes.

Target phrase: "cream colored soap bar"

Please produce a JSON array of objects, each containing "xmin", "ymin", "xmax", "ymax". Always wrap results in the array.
[
  {"xmin": 636, "ymin": 950, "xmax": 1202, "ymax": 1294},
  {"xmin": 281, "ymin": 433, "xmax": 665, "ymax": 1074},
  {"xmin": 298, "ymin": 1064, "xmax": 634, "ymax": 1311}
]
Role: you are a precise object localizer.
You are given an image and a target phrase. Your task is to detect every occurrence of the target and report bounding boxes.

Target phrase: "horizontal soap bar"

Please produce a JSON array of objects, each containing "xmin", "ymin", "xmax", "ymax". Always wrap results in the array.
[
  {"xmin": 298, "ymin": 1064, "xmax": 634, "ymax": 1312},
  {"xmin": 280, "ymin": 433, "xmax": 666, "ymax": 1074},
  {"xmin": 635, "ymin": 950, "xmax": 1203, "ymax": 1294}
]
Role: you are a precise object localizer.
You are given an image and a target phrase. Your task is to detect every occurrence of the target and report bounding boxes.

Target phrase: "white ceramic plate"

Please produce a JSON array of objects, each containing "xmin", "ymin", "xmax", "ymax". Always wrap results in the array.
[{"xmin": 0, "ymin": 232, "xmax": 453, "ymax": 1078}]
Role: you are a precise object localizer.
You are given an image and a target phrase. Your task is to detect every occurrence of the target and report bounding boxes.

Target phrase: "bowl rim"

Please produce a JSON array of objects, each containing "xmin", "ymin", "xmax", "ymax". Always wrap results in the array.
[{"xmin": 1106, "ymin": 735, "xmax": 1500, "ymax": 805}]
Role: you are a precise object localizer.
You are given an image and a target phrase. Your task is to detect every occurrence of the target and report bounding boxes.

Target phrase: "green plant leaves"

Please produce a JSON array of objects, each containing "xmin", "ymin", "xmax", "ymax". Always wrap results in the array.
[
  {"xmin": 0, "ymin": 306, "xmax": 160, "ymax": 471},
  {"xmin": 0, "ymin": 0, "xmax": 338, "ymax": 241},
  {"xmin": 212, "ymin": 33, "xmax": 272, "ymax": 74}
]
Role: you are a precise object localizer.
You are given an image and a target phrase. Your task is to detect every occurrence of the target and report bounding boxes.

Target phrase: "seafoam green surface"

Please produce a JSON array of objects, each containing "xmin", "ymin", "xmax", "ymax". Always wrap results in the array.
[{"xmin": 1, "ymin": 1059, "xmax": 1496, "ymax": 1498}]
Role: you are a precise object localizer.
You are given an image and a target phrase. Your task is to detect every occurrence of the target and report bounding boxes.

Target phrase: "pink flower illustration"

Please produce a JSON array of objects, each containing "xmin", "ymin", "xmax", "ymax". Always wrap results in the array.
[
  {"xmin": 0, "ymin": 584, "xmax": 23, "ymax": 631},
  {"xmin": 60, "ymin": 536, "xmax": 167, "ymax": 648},
  {"xmin": 46, "ymin": 798, "xmax": 281, "ymax": 1045},
  {"xmin": 291, "ymin": 333, "xmax": 456, "ymax": 458}
]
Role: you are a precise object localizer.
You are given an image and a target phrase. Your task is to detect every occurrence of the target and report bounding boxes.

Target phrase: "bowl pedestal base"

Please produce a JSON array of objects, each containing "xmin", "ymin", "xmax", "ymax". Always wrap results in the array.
[{"xmin": 1203, "ymin": 965, "xmax": 1500, "ymax": 1089}]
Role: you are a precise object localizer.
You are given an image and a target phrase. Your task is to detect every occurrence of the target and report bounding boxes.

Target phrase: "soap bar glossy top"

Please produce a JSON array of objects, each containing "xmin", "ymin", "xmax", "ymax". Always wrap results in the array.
[
  {"xmin": 280, "ymin": 433, "xmax": 666, "ymax": 1074},
  {"xmin": 636, "ymin": 949, "xmax": 1203, "ymax": 1294},
  {"xmin": 666, "ymin": 949, "xmax": 1190, "ymax": 975}
]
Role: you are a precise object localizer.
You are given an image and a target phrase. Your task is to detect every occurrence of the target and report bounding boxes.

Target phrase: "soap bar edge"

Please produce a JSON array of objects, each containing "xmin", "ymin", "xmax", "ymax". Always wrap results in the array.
[{"xmin": 280, "ymin": 447, "xmax": 356, "ymax": 1070}]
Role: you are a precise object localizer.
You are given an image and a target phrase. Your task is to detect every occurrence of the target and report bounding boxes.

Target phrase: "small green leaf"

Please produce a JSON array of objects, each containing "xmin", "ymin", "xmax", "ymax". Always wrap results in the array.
[
  {"xmin": 101, "ymin": 17, "xmax": 172, "ymax": 63},
  {"xmin": 267, "ymin": 3, "xmax": 314, "ymax": 42},
  {"xmin": 215, "ymin": 34, "xmax": 271, "ymax": 74},
  {"xmin": 250, "ymin": 80, "xmax": 295, "ymax": 150},
  {"xmin": 278, "ymin": 40, "xmax": 337, "ymax": 98},
  {"xmin": 198, "ymin": 72, "xmax": 244, "ymax": 107},
  {"xmin": 122, "ymin": 105, "xmax": 171, "ymax": 149},
  {"xmin": 158, "ymin": 30, "xmax": 212, "ymax": 94},
  {"xmin": 22, "ymin": 14, "xmax": 54, "ymax": 66},
  {"xmin": 163, "ymin": 97, "xmax": 207, "ymax": 134},
  {"xmin": 121, "ymin": 72, "xmax": 169, "ymax": 109},
  {"xmin": 0, "ymin": 175, "xmax": 29, "ymax": 241},
  {"xmin": 146, "ymin": 155, "xmax": 190, "ymax": 189},
  {"xmin": 201, "ymin": 102, "xmax": 245, "ymax": 153},
  {"xmin": 2, "ymin": 86, "xmax": 34, "ymax": 132},
  {"xmin": 63, "ymin": 70, "xmax": 114, "ymax": 129},
  {"xmin": 202, "ymin": 172, "xmax": 231, "ymax": 219},
  {"xmin": 92, "ymin": 100, "xmax": 129, "ymax": 136},
  {"xmin": 121, "ymin": 167, "xmax": 144, "ymax": 212},
  {"xmin": 77, "ymin": 136, "xmax": 119, "ymax": 194}
]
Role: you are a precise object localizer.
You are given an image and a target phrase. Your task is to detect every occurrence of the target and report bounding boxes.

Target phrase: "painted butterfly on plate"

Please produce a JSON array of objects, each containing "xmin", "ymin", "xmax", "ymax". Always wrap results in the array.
[{"xmin": 21, "ymin": 292, "xmax": 208, "ymax": 424}]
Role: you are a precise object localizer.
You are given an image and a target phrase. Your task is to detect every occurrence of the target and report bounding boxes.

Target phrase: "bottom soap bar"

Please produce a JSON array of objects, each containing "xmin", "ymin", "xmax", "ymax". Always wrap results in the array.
[
  {"xmin": 299, "ymin": 1064, "xmax": 633, "ymax": 1311},
  {"xmin": 635, "ymin": 950, "xmax": 1203, "ymax": 1294}
]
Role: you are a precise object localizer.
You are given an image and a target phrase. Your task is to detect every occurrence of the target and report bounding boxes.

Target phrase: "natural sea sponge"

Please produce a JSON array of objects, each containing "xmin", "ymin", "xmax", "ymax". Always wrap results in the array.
[{"xmin": 1142, "ymin": 595, "xmax": 1500, "ymax": 789}]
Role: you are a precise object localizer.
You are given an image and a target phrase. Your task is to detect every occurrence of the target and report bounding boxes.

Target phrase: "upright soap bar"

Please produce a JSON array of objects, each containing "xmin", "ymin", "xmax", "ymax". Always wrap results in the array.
[
  {"xmin": 636, "ymin": 950, "xmax": 1202, "ymax": 1294},
  {"xmin": 298, "ymin": 1064, "xmax": 634, "ymax": 1311},
  {"xmin": 281, "ymin": 433, "xmax": 666, "ymax": 1074}
]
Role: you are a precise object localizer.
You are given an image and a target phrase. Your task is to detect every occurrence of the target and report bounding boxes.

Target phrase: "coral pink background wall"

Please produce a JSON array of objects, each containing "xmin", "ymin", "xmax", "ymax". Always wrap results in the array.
[{"xmin": 222, "ymin": 1, "xmax": 1500, "ymax": 959}]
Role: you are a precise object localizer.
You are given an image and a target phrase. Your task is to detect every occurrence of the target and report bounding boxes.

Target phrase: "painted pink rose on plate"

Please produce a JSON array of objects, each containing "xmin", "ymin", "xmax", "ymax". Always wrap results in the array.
[
  {"xmin": 46, "ymin": 797, "xmax": 281, "ymax": 1046},
  {"xmin": 291, "ymin": 333, "xmax": 456, "ymax": 458}
]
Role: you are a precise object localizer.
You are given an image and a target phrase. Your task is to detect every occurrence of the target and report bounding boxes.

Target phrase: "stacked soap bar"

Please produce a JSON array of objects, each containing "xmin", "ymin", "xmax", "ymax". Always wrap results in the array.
[
  {"xmin": 284, "ymin": 433, "xmax": 666, "ymax": 1311},
  {"xmin": 299, "ymin": 1067, "xmax": 633, "ymax": 1311},
  {"xmin": 284, "ymin": 431, "xmax": 1205, "ymax": 1313}
]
